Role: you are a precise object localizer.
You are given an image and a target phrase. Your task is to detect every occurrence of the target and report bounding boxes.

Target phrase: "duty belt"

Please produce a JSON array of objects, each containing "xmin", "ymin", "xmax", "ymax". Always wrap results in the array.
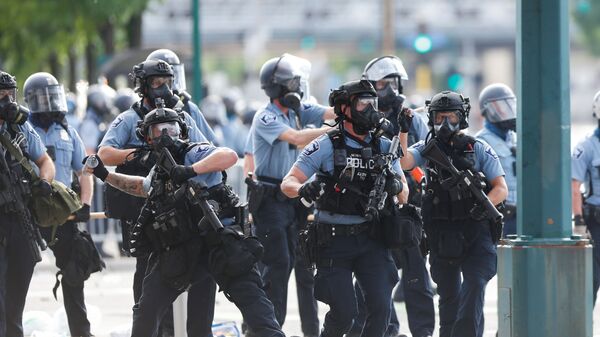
[
  {"xmin": 257, "ymin": 176, "xmax": 289, "ymax": 201},
  {"xmin": 317, "ymin": 222, "xmax": 370, "ymax": 237}
]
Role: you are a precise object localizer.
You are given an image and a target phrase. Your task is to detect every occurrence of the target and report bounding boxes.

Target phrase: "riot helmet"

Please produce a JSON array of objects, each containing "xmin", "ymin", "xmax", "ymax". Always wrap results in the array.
[
  {"xmin": 426, "ymin": 90, "xmax": 470, "ymax": 142},
  {"xmin": 146, "ymin": 49, "xmax": 187, "ymax": 93},
  {"xmin": 362, "ymin": 55, "xmax": 408, "ymax": 112},
  {"xmin": 259, "ymin": 53, "xmax": 310, "ymax": 112},
  {"xmin": 479, "ymin": 83, "xmax": 516, "ymax": 131},
  {"xmin": 0, "ymin": 71, "xmax": 17, "ymax": 102},
  {"xmin": 136, "ymin": 100, "xmax": 189, "ymax": 152},
  {"xmin": 24, "ymin": 72, "xmax": 68, "ymax": 129},
  {"xmin": 130, "ymin": 59, "xmax": 179, "ymax": 109},
  {"xmin": 328, "ymin": 79, "xmax": 382, "ymax": 135},
  {"xmin": 114, "ymin": 88, "xmax": 138, "ymax": 113},
  {"xmin": 87, "ymin": 83, "xmax": 117, "ymax": 118},
  {"xmin": 0, "ymin": 71, "xmax": 29, "ymax": 125}
]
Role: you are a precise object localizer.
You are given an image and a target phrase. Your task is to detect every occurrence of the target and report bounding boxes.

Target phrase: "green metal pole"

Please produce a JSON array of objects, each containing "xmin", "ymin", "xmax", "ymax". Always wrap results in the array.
[
  {"xmin": 497, "ymin": 0, "xmax": 593, "ymax": 336},
  {"xmin": 192, "ymin": 0, "xmax": 202, "ymax": 102}
]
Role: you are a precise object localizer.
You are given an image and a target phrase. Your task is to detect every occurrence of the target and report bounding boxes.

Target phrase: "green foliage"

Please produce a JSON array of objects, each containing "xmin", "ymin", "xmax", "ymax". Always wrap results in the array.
[
  {"xmin": 573, "ymin": 0, "xmax": 600, "ymax": 56},
  {"xmin": 0, "ymin": 0, "xmax": 150, "ymax": 85}
]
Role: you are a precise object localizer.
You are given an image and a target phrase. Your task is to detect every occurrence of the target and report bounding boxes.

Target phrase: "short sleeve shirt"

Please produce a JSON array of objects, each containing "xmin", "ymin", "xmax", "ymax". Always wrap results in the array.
[{"xmin": 572, "ymin": 130, "xmax": 600, "ymax": 206}]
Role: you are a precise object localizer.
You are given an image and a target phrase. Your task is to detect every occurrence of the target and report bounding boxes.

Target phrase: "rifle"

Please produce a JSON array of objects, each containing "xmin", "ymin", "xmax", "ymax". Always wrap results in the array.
[
  {"xmin": 420, "ymin": 139, "xmax": 503, "ymax": 224},
  {"xmin": 154, "ymin": 147, "xmax": 225, "ymax": 232},
  {"xmin": 365, "ymin": 135, "xmax": 401, "ymax": 222}
]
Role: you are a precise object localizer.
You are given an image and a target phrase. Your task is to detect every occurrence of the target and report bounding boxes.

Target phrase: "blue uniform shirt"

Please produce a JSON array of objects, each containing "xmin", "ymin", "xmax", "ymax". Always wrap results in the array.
[
  {"xmin": 253, "ymin": 102, "xmax": 326, "ymax": 182},
  {"xmin": 0, "ymin": 121, "xmax": 46, "ymax": 161},
  {"xmin": 244, "ymin": 126, "xmax": 254, "ymax": 155},
  {"xmin": 186, "ymin": 101, "xmax": 217, "ymax": 144},
  {"xmin": 409, "ymin": 136, "xmax": 505, "ymax": 183},
  {"xmin": 79, "ymin": 109, "xmax": 104, "ymax": 150},
  {"xmin": 99, "ymin": 107, "xmax": 207, "ymax": 150},
  {"xmin": 476, "ymin": 125, "xmax": 517, "ymax": 205},
  {"xmin": 294, "ymin": 132, "xmax": 405, "ymax": 225},
  {"xmin": 572, "ymin": 129, "xmax": 600, "ymax": 206},
  {"xmin": 33, "ymin": 123, "xmax": 86, "ymax": 186},
  {"xmin": 411, "ymin": 112, "xmax": 430, "ymax": 145}
]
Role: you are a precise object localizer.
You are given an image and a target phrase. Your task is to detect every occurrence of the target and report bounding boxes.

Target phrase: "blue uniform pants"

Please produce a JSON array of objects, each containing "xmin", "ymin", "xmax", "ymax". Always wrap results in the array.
[
  {"xmin": 131, "ymin": 250, "xmax": 283, "ymax": 337},
  {"xmin": 584, "ymin": 210, "xmax": 600, "ymax": 306},
  {"xmin": 349, "ymin": 245, "xmax": 435, "ymax": 337},
  {"xmin": 314, "ymin": 230, "xmax": 398, "ymax": 337},
  {"xmin": 0, "ymin": 212, "xmax": 37, "ymax": 337},
  {"xmin": 502, "ymin": 215, "xmax": 516, "ymax": 237},
  {"xmin": 428, "ymin": 223, "xmax": 497, "ymax": 337},
  {"xmin": 253, "ymin": 194, "xmax": 297, "ymax": 326}
]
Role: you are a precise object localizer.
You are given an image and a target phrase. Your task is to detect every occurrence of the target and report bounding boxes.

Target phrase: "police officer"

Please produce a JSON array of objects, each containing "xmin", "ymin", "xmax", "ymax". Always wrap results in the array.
[
  {"xmin": 571, "ymin": 90, "xmax": 600, "ymax": 307},
  {"xmin": 281, "ymin": 79, "xmax": 408, "ymax": 337},
  {"xmin": 345, "ymin": 55, "xmax": 435, "ymax": 337},
  {"xmin": 399, "ymin": 91, "xmax": 507, "ymax": 337},
  {"xmin": 146, "ymin": 48, "xmax": 217, "ymax": 144},
  {"xmin": 98, "ymin": 59, "xmax": 214, "ymax": 337},
  {"xmin": 476, "ymin": 83, "xmax": 517, "ymax": 236},
  {"xmin": 86, "ymin": 105, "xmax": 284, "ymax": 337},
  {"xmin": 79, "ymin": 83, "xmax": 117, "ymax": 154},
  {"xmin": 0, "ymin": 70, "xmax": 55, "ymax": 336},
  {"xmin": 23, "ymin": 72, "xmax": 97, "ymax": 337},
  {"xmin": 251, "ymin": 53, "xmax": 335, "ymax": 327}
]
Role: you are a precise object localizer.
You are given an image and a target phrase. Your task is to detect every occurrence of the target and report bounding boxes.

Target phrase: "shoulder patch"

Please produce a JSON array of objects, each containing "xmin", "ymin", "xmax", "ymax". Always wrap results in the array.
[
  {"xmin": 484, "ymin": 145, "xmax": 499, "ymax": 160},
  {"xmin": 111, "ymin": 115, "xmax": 124, "ymax": 128},
  {"xmin": 196, "ymin": 142, "xmax": 213, "ymax": 154},
  {"xmin": 574, "ymin": 146, "xmax": 584, "ymax": 159},
  {"xmin": 302, "ymin": 141, "xmax": 320, "ymax": 156},
  {"xmin": 260, "ymin": 113, "xmax": 277, "ymax": 125}
]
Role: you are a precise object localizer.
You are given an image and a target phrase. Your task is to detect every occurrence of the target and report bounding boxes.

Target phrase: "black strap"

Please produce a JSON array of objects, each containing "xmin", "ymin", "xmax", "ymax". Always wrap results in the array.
[{"xmin": 52, "ymin": 271, "xmax": 63, "ymax": 300}]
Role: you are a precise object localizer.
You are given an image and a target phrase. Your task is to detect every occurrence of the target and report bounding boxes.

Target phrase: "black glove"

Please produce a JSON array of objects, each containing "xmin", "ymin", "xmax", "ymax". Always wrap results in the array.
[
  {"xmin": 0, "ymin": 102, "xmax": 29, "ymax": 125},
  {"xmin": 33, "ymin": 179, "xmax": 53, "ymax": 197},
  {"xmin": 82, "ymin": 155, "xmax": 109, "ymax": 181},
  {"xmin": 397, "ymin": 107, "xmax": 413, "ymax": 133},
  {"xmin": 574, "ymin": 214, "xmax": 586, "ymax": 227},
  {"xmin": 129, "ymin": 222, "xmax": 152, "ymax": 257},
  {"xmin": 72, "ymin": 204, "xmax": 91, "ymax": 222},
  {"xmin": 384, "ymin": 176, "xmax": 403, "ymax": 195},
  {"xmin": 470, "ymin": 204, "xmax": 488, "ymax": 221},
  {"xmin": 298, "ymin": 181, "xmax": 324, "ymax": 203},
  {"xmin": 170, "ymin": 165, "xmax": 196, "ymax": 185}
]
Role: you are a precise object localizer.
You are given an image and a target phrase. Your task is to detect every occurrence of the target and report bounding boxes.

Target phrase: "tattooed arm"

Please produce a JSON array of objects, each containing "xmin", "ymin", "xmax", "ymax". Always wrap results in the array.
[{"xmin": 105, "ymin": 172, "xmax": 148, "ymax": 198}]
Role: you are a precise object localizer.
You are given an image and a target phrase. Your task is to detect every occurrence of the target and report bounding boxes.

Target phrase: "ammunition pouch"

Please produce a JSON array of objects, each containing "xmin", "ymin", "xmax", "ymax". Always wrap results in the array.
[
  {"xmin": 145, "ymin": 206, "xmax": 198, "ymax": 252},
  {"xmin": 379, "ymin": 203, "xmax": 423, "ymax": 249},
  {"xmin": 30, "ymin": 180, "xmax": 82, "ymax": 228},
  {"xmin": 206, "ymin": 227, "xmax": 264, "ymax": 287},
  {"xmin": 158, "ymin": 241, "xmax": 202, "ymax": 291}
]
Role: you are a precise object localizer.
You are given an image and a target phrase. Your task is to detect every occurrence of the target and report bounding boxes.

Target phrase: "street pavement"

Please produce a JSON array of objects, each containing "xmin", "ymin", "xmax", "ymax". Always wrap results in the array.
[{"xmin": 24, "ymin": 253, "xmax": 600, "ymax": 337}]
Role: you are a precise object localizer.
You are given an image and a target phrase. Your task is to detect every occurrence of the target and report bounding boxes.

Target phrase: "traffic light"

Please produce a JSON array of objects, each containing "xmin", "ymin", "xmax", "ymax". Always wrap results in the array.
[
  {"xmin": 447, "ymin": 72, "xmax": 464, "ymax": 91},
  {"xmin": 413, "ymin": 23, "xmax": 433, "ymax": 54}
]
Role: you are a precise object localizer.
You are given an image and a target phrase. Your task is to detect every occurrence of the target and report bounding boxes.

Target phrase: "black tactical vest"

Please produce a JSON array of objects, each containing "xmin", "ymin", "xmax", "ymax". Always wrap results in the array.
[
  {"xmin": 421, "ymin": 133, "xmax": 482, "ymax": 222},
  {"xmin": 0, "ymin": 124, "xmax": 32, "ymax": 212},
  {"xmin": 315, "ymin": 129, "xmax": 382, "ymax": 216}
]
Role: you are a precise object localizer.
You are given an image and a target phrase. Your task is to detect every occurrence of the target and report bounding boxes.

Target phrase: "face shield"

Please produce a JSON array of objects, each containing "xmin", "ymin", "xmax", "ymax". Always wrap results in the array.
[
  {"xmin": 171, "ymin": 63, "xmax": 187, "ymax": 92},
  {"xmin": 149, "ymin": 76, "xmax": 173, "ymax": 90},
  {"xmin": 363, "ymin": 56, "xmax": 408, "ymax": 82},
  {"xmin": 273, "ymin": 54, "xmax": 308, "ymax": 95},
  {"xmin": 149, "ymin": 121, "xmax": 181, "ymax": 140},
  {"xmin": 433, "ymin": 110, "xmax": 461, "ymax": 126},
  {"xmin": 482, "ymin": 97, "xmax": 517, "ymax": 123},
  {"xmin": 353, "ymin": 96, "xmax": 378, "ymax": 112},
  {"xmin": 26, "ymin": 84, "xmax": 68, "ymax": 114}
]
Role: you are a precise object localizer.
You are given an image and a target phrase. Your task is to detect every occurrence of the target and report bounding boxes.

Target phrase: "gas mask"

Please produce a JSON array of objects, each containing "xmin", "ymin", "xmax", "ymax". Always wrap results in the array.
[
  {"xmin": 434, "ymin": 116, "xmax": 460, "ymax": 143},
  {"xmin": 377, "ymin": 84, "xmax": 405, "ymax": 112},
  {"xmin": 280, "ymin": 90, "xmax": 303, "ymax": 112},
  {"xmin": 494, "ymin": 119, "xmax": 516, "ymax": 132},
  {"xmin": 30, "ymin": 111, "xmax": 64, "ymax": 129},
  {"xmin": 147, "ymin": 82, "xmax": 180, "ymax": 109},
  {"xmin": 151, "ymin": 124, "xmax": 186, "ymax": 156},
  {"xmin": 0, "ymin": 95, "xmax": 29, "ymax": 125},
  {"xmin": 348, "ymin": 95, "xmax": 382, "ymax": 135}
]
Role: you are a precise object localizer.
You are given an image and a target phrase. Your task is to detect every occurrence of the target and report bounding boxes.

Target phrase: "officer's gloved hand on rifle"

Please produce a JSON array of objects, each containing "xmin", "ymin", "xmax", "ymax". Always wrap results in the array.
[
  {"xmin": 33, "ymin": 179, "xmax": 53, "ymax": 197},
  {"xmin": 298, "ymin": 180, "xmax": 324, "ymax": 204},
  {"xmin": 71, "ymin": 203, "xmax": 91, "ymax": 222},
  {"xmin": 384, "ymin": 175, "xmax": 403, "ymax": 195},
  {"xmin": 82, "ymin": 155, "xmax": 109, "ymax": 181},
  {"xmin": 470, "ymin": 204, "xmax": 488, "ymax": 221},
  {"xmin": 397, "ymin": 107, "xmax": 413, "ymax": 133},
  {"xmin": 170, "ymin": 164, "xmax": 197, "ymax": 185}
]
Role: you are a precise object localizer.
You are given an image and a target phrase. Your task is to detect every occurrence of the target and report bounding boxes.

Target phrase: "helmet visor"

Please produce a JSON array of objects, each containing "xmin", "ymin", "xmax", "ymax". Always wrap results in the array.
[
  {"xmin": 27, "ymin": 84, "xmax": 67, "ymax": 113},
  {"xmin": 374, "ymin": 77, "xmax": 399, "ymax": 91},
  {"xmin": 433, "ymin": 111, "xmax": 461, "ymax": 125},
  {"xmin": 0, "ymin": 88, "xmax": 16, "ymax": 102},
  {"xmin": 483, "ymin": 97, "xmax": 516, "ymax": 123},
  {"xmin": 172, "ymin": 64, "xmax": 187, "ymax": 92},
  {"xmin": 364, "ymin": 56, "xmax": 408, "ymax": 81},
  {"xmin": 353, "ymin": 96, "xmax": 378, "ymax": 112},
  {"xmin": 150, "ymin": 121, "xmax": 181, "ymax": 139},
  {"xmin": 273, "ymin": 54, "xmax": 309, "ymax": 93}
]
